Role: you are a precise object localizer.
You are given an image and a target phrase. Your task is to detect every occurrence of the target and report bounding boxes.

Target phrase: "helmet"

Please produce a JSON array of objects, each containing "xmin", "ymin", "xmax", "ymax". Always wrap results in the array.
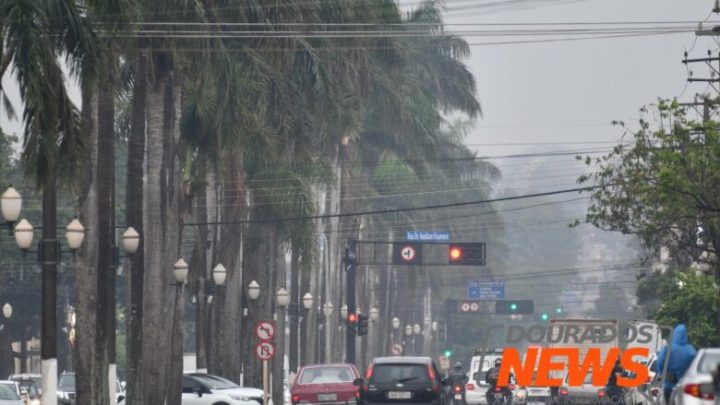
[
  {"xmin": 494, "ymin": 358, "xmax": 502, "ymax": 367},
  {"xmin": 454, "ymin": 362, "xmax": 463, "ymax": 370}
]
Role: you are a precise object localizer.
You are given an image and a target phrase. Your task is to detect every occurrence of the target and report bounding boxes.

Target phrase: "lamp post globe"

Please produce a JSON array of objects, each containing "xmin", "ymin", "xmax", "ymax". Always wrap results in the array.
[
  {"xmin": 302, "ymin": 293, "xmax": 314, "ymax": 310},
  {"xmin": 340, "ymin": 305, "xmax": 348, "ymax": 319},
  {"xmin": 405, "ymin": 325, "xmax": 412, "ymax": 336},
  {"xmin": 173, "ymin": 257, "xmax": 189, "ymax": 284},
  {"xmin": 2, "ymin": 303, "xmax": 11, "ymax": 319},
  {"xmin": 392, "ymin": 317, "xmax": 400, "ymax": 329},
  {"xmin": 65, "ymin": 218, "xmax": 85, "ymax": 251},
  {"xmin": 370, "ymin": 307, "xmax": 380, "ymax": 322},
  {"xmin": 14, "ymin": 219, "xmax": 34, "ymax": 250},
  {"xmin": 413, "ymin": 324, "xmax": 421, "ymax": 335},
  {"xmin": 323, "ymin": 302, "xmax": 334, "ymax": 317},
  {"xmin": 247, "ymin": 281, "xmax": 260, "ymax": 300},
  {"xmin": 431, "ymin": 321, "xmax": 438, "ymax": 332},
  {"xmin": 212, "ymin": 263, "xmax": 227, "ymax": 286},
  {"xmin": 276, "ymin": 288, "xmax": 290, "ymax": 307},
  {"xmin": 1, "ymin": 186, "xmax": 22, "ymax": 223},
  {"xmin": 122, "ymin": 227, "xmax": 140, "ymax": 254}
]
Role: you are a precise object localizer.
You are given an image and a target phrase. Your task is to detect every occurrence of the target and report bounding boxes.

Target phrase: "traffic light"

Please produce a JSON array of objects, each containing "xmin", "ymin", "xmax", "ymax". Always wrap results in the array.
[
  {"xmin": 358, "ymin": 314, "xmax": 369, "ymax": 336},
  {"xmin": 447, "ymin": 243, "xmax": 486, "ymax": 266},
  {"xmin": 555, "ymin": 307, "xmax": 562, "ymax": 314},
  {"xmin": 540, "ymin": 313, "xmax": 549, "ymax": 321},
  {"xmin": 443, "ymin": 349, "xmax": 453, "ymax": 357},
  {"xmin": 347, "ymin": 313, "xmax": 358, "ymax": 335},
  {"xmin": 495, "ymin": 300, "xmax": 534, "ymax": 315}
]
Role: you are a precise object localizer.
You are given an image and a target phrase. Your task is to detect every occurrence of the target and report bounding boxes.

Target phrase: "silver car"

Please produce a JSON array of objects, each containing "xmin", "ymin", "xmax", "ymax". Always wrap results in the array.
[
  {"xmin": 669, "ymin": 348, "xmax": 720, "ymax": 405},
  {"xmin": 0, "ymin": 383, "xmax": 23, "ymax": 405}
]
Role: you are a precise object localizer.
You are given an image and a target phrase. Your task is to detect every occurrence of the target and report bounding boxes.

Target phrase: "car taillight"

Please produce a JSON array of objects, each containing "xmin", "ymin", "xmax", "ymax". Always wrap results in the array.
[
  {"xmin": 559, "ymin": 388, "xmax": 568, "ymax": 396},
  {"xmin": 292, "ymin": 395, "xmax": 301, "ymax": 404},
  {"xmin": 466, "ymin": 383, "xmax": 475, "ymax": 391},
  {"xmin": 495, "ymin": 387, "xmax": 501, "ymax": 392},
  {"xmin": 508, "ymin": 384, "xmax": 516, "ymax": 391},
  {"xmin": 683, "ymin": 383, "xmax": 715, "ymax": 400},
  {"xmin": 426, "ymin": 365, "xmax": 436, "ymax": 381},
  {"xmin": 597, "ymin": 390, "xmax": 606, "ymax": 398},
  {"xmin": 454, "ymin": 385, "xmax": 462, "ymax": 393}
]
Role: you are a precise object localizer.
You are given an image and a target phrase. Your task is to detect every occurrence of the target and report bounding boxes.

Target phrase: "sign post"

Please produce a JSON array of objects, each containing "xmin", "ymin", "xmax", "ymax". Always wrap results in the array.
[
  {"xmin": 255, "ymin": 320, "xmax": 276, "ymax": 405},
  {"xmin": 263, "ymin": 359, "xmax": 269, "ymax": 405}
]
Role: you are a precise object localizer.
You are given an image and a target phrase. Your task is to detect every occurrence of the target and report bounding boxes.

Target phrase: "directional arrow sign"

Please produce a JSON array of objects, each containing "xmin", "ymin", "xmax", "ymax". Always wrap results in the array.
[
  {"xmin": 256, "ymin": 321, "xmax": 276, "ymax": 341},
  {"xmin": 255, "ymin": 342, "xmax": 275, "ymax": 361}
]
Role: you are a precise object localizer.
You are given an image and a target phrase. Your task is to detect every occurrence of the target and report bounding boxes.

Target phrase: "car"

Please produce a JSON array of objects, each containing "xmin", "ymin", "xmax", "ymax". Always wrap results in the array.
[
  {"xmin": 182, "ymin": 373, "xmax": 268, "ymax": 405},
  {"xmin": 557, "ymin": 370, "xmax": 597, "ymax": 404},
  {"xmin": 8, "ymin": 375, "xmax": 41, "ymax": 397},
  {"xmin": 524, "ymin": 370, "xmax": 550, "ymax": 405},
  {"xmin": 465, "ymin": 352, "xmax": 502, "ymax": 405},
  {"xmin": 8, "ymin": 376, "xmax": 41, "ymax": 404},
  {"xmin": 669, "ymin": 348, "xmax": 720, "ymax": 405},
  {"xmin": 57, "ymin": 372, "xmax": 76, "ymax": 405},
  {"xmin": 356, "ymin": 356, "xmax": 448, "ymax": 405},
  {"xmin": 290, "ymin": 364, "xmax": 361, "ymax": 405},
  {"xmin": 0, "ymin": 382, "xmax": 24, "ymax": 405}
]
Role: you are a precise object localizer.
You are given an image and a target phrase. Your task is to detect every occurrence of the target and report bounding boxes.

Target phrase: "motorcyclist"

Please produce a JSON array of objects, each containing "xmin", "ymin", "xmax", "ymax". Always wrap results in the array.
[
  {"xmin": 449, "ymin": 362, "xmax": 468, "ymax": 386},
  {"xmin": 605, "ymin": 359, "xmax": 625, "ymax": 404},
  {"xmin": 486, "ymin": 358, "xmax": 513, "ymax": 405}
]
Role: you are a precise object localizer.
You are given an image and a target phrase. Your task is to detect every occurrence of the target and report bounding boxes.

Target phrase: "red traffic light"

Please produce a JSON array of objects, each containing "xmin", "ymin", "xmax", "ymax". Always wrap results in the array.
[
  {"xmin": 348, "ymin": 313, "xmax": 358, "ymax": 323},
  {"xmin": 449, "ymin": 247, "xmax": 463, "ymax": 261}
]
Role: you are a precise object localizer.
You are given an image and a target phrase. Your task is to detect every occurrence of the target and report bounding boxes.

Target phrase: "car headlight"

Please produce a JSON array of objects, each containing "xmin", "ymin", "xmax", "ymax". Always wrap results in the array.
[{"xmin": 229, "ymin": 394, "xmax": 252, "ymax": 401}]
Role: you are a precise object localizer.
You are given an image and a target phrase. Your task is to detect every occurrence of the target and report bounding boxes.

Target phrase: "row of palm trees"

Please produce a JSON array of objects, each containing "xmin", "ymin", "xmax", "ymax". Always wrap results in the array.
[{"xmin": 1, "ymin": 0, "xmax": 500, "ymax": 404}]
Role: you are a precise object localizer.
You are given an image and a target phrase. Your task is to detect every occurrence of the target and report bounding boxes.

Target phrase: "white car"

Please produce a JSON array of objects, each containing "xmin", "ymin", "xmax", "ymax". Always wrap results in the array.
[
  {"xmin": 0, "ymin": 381, "xmax": 24, "ymax": 404},
  {"xmin": 465, "ymin": 353, "xmax": 502, "ymax": 405},
  {"xmin": 669, "ymin": 348, "xmax": 720, "ymax": 405},
  {"xmin": 182, "ymin": 373, "xmax": 267, "ymax": 405}
]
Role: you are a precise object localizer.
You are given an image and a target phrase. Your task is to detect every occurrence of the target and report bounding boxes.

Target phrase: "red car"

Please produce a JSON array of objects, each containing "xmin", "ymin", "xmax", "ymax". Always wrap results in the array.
[{"xmin": 291, "ymin": 364, "xmax": 362, "ymax": 405}]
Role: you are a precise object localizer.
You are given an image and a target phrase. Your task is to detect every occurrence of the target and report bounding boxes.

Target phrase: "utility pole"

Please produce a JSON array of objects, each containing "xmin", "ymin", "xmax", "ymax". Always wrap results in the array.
[{"xmin": 344, "ymin": 240, "xmax": 357, "ymax": 364}]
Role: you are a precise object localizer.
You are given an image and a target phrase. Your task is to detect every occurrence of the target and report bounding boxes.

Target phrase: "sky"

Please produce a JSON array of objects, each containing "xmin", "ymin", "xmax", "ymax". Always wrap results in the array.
[{"xmin": 436, "ymin": 0, "xmax": 718, "ymax": 156}]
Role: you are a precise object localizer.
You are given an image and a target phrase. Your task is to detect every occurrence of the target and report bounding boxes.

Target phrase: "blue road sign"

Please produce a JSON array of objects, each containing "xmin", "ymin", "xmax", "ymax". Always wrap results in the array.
[
  {"xmin": 467, "ymin": 280, "xmax": 505, "ymax": 300},
  {"xmin": 406, "ymin": 231, "xmax": 451, "ymax": 242}
]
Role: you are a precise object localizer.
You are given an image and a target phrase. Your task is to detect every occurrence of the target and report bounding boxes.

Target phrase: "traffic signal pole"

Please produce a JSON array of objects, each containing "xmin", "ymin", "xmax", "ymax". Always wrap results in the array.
[{"xmin": 344, "ymin": 240, "xmax": 358, "ymax": 364}]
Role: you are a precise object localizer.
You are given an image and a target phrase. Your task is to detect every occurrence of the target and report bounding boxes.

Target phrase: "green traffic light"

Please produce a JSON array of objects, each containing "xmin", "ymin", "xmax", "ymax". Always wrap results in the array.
[
  {"xmin": 510, "ymin": 303, "xmax": 518, "ymax": 311},
  {"xmin": 556, "ymin": 307, "xmax": 562, "ymax": 314},
  {"xmin": 541, "ymin": 313, "xmax": 549, "ymax": 321},
  {"xmin": 444, "ymin": 350, "xmax": 452, "ymax": 357}
]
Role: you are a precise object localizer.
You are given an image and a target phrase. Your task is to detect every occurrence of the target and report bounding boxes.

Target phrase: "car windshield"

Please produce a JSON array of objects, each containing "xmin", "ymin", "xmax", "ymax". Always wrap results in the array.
[
  {"xmin": 299, "ymin": 366, "xmax": 355, "ymax": 384},
  {"xmin": 189, "ymin": 374, "xmax": 239, "ymax": 390},
  {"xmin": 59, "ymin": 374, "xmax": 76, "ymax": 390},
  {"xmin": 698, "ymin": 352, "xmax": 720, "ymax": 373},
  {"xmin": 0, "ymin": 385, "xmax": 19, "ymax": 400},
  {"xmin": 371, "ymin": 364, "xmax": 429, "ymax": 384}
]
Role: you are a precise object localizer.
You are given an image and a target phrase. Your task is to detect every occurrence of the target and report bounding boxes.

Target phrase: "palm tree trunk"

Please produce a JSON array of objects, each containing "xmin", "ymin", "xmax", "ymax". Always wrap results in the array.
[
  {"xmin": 289, "ymin": 245, "xmax": 299, "ymax": 373},
  {"xmin": 76, "ymin": 82, "xmax": 99, "ymax": 405},
  {"xmin": 40, "ymin": 170, "xmax": 58, "ymax": 403},
  {"xmin": 125, "ymin": 47, "xmax": 147, "ymax": 405},
  {"xmin": 95, "ymin": 69, "xmax": 114, "ymax": 405}
]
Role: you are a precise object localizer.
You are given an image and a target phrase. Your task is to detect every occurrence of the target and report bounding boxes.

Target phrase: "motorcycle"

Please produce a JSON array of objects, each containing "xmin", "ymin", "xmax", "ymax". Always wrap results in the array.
[
  {"xmin": 450, "ymin": 383, "xmax": 466, "ymax": 405},
  {"xmin": 486, "ymin": 385, "xmax": 513, "ymax": 405}
]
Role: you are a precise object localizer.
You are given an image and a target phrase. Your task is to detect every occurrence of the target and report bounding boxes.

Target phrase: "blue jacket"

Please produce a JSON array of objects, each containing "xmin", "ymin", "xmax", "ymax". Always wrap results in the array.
[{"xmin": 656, "ymin": 324, "xmax": 697, "ymax": 390}]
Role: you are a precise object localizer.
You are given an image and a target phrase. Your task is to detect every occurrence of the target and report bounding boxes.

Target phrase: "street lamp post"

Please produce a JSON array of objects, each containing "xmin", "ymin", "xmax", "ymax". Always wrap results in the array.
[
  {"xmin": 322, "ymin": 303, "xmax": 333, "ymax": 363},
  {"xmin": 0, "ymin": 303, "xmax": 12, "ymax": 378},
  {"xmin": 273, "ymin": 288, "xmax": 289, "ymax": 405}
]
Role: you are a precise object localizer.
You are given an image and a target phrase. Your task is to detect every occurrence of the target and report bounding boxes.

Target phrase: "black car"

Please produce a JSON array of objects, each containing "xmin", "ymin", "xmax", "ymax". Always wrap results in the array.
[{"xmin": 356, "ymin": 357, "xmax": 448, "ymax": 405}]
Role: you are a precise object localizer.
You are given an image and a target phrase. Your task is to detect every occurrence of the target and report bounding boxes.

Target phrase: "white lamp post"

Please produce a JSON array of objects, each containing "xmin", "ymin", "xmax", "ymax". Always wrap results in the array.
[
  {"xmin": 2, "ymin": 303, "xmax": 11, "ymax": 319},
  {"xmin": 302, "ymin": 293, "xmax": 314, "ymax": 310},
  {"xmin": 212, "ymin": 263, "xmax": 227, "ymax": 286},
  {"xmin": 341, "ymin": 305, "xmax": 348, "ymax": 320},
  {"xmin": 173, "ymin": 258, "xmax": 189, "ymax": 284},
  {"xmin": 370, "ymin": 307, "xmax": 380, "ymax": 322},
  {"xmin": 276, "ymin": 288, "xmax": 290, "ymax": 308},
  {"xmin": 14, "ymin": 219, "xmax": 34, "ymax": 250},
  {"xmin": 65, "ymin": 218, "xmax": 85, "ymax": 251},
  {"xmin": 323, "ymin": 302, "xmax": 334, "ymax": 317},
  {"xmin": 392, "ymin": 317, "xmax": 400, "ymax": 329},
  {"xmin": 1, "ymin": 186, "xmax": 22, "ymax": 223},
  {"xmin": 247, "ymin": 281, "xmax": 260, "ymax": 300},
  {"xmin": 122, "ymin": 227, "xmax": 140, "ymax": 254}
]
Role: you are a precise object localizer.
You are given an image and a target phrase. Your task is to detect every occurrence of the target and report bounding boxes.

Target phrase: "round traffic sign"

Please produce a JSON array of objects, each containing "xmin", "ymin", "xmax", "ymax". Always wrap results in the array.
[
  {"xmin": 400, "ymin": 246, "xmax": 417, "ymax": 262},
  {"xmin": 255, "ymin": 341, "xmax": 276, "ymax": 361},
  {"xmin": 256, "ymin": 321, "xmax": 276, "ymax": 341},
  {"xmin": 470, "ymin": 303, "xmax": 480, "ymax": 312},
  {"xmin": 391, "ymin": 344, "xmax": 403, "ymax": 355},
  {"xmin": 460, "ymin": 303, "xmax": 470, "ymax": 312}
]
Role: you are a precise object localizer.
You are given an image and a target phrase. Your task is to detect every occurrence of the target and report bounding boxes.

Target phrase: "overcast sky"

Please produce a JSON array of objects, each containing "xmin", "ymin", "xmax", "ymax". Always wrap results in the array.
[{"xmin": 436, "ymin": 0, "xmax": 718, "ymax": 156}]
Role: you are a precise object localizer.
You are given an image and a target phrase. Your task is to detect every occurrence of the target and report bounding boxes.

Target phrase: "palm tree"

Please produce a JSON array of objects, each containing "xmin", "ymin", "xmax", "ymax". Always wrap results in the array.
[{"xmin": 1, "ymin": 0, "xmax": 97, "ymax": 403}]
